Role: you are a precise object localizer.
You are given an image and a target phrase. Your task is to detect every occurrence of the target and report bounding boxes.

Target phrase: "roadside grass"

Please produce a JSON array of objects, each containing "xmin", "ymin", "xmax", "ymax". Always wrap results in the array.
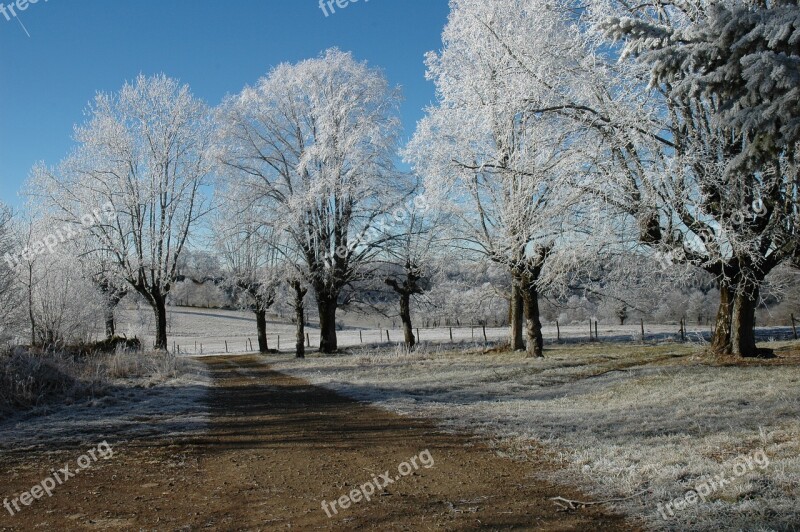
[
  {"xmin": 270, "ymin": 339, "xmax": 800, "ymax": 531},
  {"xmin": 0, "ymin": 347, "xmax": 193, "ymax": 421}
]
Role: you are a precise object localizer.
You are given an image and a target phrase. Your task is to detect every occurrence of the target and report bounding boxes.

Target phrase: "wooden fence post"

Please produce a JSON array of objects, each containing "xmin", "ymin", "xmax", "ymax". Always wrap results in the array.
[
  {"xmin": 640, "ymin": 319, "xmax": 645, "ymax": 341},
  {"xmin": 792, "ymin": 314, "xmax": 798, "ymax": 340},
  {"xmin": 449, "ymin": 327, "xmax": 453, "ymax": 341},
  {"xmin": 556, "ymin": 321, "xmax": 561, "ymax": 342},
  {"xmin": 482, "ymin": 323, "xmax": 487, "ymax": 342},
  {"xmin": 594, "ymin": 321, "xmax": 599, "ymax": 342},
  {"xmin": 225, "ymin": 340, "xmax": 228, "ymax": 353},
  {"xmin": 306, "ymin": 333, "xmax": 310, "ymax": 347},
  {"xmin": 386, "ymin": 330, "xmax": 390, "ymax": 343},
  {"xmin": 359, "ymin": 330, "xmax": 363, "ymax": 343}
]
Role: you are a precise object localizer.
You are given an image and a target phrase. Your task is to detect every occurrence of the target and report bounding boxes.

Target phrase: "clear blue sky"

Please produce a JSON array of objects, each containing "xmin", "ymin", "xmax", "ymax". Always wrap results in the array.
[{"xmin": 0, "ymin": 0, "xmax": 450, "ymax": 205}]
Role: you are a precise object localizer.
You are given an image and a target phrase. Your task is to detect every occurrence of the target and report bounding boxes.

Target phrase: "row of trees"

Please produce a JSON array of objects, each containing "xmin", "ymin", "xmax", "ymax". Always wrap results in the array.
[
  {"xmin": 7, "ymin": 52, "xmax": 435, "ymax": 355},
  {"xmin": 1, "ymin": 1, "xmax": 797, "ymax": 358},
  {"xmin": 406, "ymin": 0, "xmax": 799, "ymax": 358}
]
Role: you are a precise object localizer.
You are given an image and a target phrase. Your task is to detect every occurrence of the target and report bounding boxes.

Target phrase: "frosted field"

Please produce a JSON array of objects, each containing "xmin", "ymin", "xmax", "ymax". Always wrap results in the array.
[
  {"xmin": 268, "ymin": 341, "xmax": 800, "ymax": 531},
  {"xmin": 111, "ymin": 306, "xmax": 788, "ymax": 355}
]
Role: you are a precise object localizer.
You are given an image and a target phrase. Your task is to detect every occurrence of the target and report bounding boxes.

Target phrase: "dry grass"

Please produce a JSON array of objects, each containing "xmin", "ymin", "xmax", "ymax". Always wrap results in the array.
[
  {"xmin": 0, "ymin": 347, "xmax": 190, "ymax": 421},
  {"xmin": 270, "ymin": 340, "xmax": 800, "ymax": 531}
]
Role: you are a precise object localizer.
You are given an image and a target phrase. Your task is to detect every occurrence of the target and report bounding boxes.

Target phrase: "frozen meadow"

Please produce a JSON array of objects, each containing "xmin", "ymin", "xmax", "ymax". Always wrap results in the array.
[{"xmin": 268, "ymin": 340, "xmax": 800, "ymax": 531}]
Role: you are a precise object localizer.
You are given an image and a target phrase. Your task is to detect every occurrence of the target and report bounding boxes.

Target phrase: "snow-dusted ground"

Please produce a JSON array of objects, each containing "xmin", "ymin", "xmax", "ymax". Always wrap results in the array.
[
  {"xmin": 0, "ymin": 358, "xmax": 210, "ymax": 452},
  {"xmin": 116, "ymin": 306, "xmax": 796, "ymax": 355},
  {"xmin": 268, "ymin": 341, "xmax": 800, "ymax": 531}
]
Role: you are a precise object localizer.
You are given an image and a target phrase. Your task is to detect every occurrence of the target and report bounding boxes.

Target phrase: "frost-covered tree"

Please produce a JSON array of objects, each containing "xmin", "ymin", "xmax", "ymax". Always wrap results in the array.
[
  {"xmin": 7, "ymin": 214, "xmax": 106, "ymax": 347},
  {"xmin": 455, "ymin": 0, "xmax": 797, "ymax": 357},
  {"xmin": 423, "ymin": 262, "xmax": 509, "ymax": 328},
  {"xmin": 27, "ymin": 250, "xmax": 106, "ymax": 347},
  {"xmin": 0, "ymin": 205, "xmax": 23, "ymax": 344},
  {"xmin": 602, "ymin": 0, "xmax": 800, "ymax": 164},
  {"xmin": 211, "ymin": 202, "xmax": 282, "ymax": 354},
  {"xmin": 218, "ymin": 49, "xmax": 407, "ymax": 353},
  {"xmin": 31, "ymin": 75, "xmax": 214, "ymax": 350},
  {"xmin": 593, "ymin": 0, "xmax": 800, "ymax": 356},
  {"xmin": 382, "ymin": 188, "xmax": 438, "ymax": 349},
  {"xmin": 64, "ymin": 240, "xmax": 130, "ymax": 340},
  {"xmin": 406, "ymin": 0, "xmax": 597, "ymax": 357}
]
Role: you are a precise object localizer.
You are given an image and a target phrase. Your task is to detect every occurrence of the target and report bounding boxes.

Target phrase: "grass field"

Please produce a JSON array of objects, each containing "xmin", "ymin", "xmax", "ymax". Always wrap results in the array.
[{"xmin": 268, "ymin": 340, "xmax": 800, "ymax": 531}]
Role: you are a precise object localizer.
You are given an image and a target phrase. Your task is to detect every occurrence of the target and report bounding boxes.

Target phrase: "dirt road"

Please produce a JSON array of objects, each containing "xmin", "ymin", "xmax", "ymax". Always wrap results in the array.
[{"xmin": 0, "ymin": 355, "xmax": 637, "ymax": 531}]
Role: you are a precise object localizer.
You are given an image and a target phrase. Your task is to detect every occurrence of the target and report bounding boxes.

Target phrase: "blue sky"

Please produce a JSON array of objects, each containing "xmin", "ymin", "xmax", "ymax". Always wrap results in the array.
[{"xmin": 0, "ymin": 0, "xmax": 450, "ymax": 205}]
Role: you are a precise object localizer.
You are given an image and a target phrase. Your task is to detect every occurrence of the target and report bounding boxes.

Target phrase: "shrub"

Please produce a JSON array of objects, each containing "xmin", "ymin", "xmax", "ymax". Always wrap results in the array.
[{"xmin": 0, "ymin": 345, "xmax": 188, "ymax": 421}]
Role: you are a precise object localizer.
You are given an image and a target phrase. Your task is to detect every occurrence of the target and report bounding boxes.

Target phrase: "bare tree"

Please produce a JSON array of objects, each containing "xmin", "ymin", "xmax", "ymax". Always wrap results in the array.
[
  {"xmin": 405, "ymin": 5, "xmax": 596, "ymax": 357},
  {"xmin": 211, "ymin": 205, "xmax": 282, "ymax": 354},
  {"xmin": 31, "ymin": 75, "xmax": 214, "ymax": 350},
  {"xmin": 218, "ymin": 49, "xmax": 408, "ymax": 353},
  {"xmin": 0, "ymin": 205, "xmax": 23, "ymax": 345}
]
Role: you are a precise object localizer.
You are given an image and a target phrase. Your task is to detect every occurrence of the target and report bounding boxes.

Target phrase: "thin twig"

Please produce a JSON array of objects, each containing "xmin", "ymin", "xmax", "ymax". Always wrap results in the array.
[{"xmin": 549, "ymin": 489, "xmax": 650, "ymax": 512}]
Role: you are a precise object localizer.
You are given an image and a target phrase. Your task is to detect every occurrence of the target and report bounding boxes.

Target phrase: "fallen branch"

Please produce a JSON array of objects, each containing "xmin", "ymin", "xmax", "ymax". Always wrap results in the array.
[{"xmin": 549, "ymin": 489, "xmax": 650, "ymax": 512}]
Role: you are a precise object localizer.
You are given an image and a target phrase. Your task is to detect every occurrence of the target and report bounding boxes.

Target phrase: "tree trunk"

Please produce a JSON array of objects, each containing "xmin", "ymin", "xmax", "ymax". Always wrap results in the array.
[
  {"xmin": 100, "ymin": 286, "xmax": 126, "ymax": 341},
  {"xmin": 317, "ymin": 295, "xmax": 338, "ymax": 353},
  {"xmin": 255, "ymin": 307, "xmax": 269, "ymax": 354},
  {"xmin": 521, "ymin": 283, "xmax": 544, "ymax": 358},
  {"xmin": 509, "ymin": 281, "xmax": 524, "ymax": 351},
  {"xmin": 27, "ymin": 264, "xmax": 36, "ymax": 347},
  {"xmin": 105, "ymin": 307, "xmax": 116, "ymax": 339},
  {"xmin": 153, "ymin": 294, "xmax": 168, "ymax": 351},
  {"xmin": 399, "ymin": 292, "xmax": 415, "ymax": 349},
  {"xmin": 711, "ymin": 282, "xmax": 734, "ymax": 355},
  {"xmin": 712, "ymin": 278, "xmax": 764, "ymax": 358},
  {"xmin": 292, "ymin": 282, "xmax": 306, "ymax": 359},
  {"xmin": 730, "ymin": 287, "xmax": 759, "ymax": 357}
]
